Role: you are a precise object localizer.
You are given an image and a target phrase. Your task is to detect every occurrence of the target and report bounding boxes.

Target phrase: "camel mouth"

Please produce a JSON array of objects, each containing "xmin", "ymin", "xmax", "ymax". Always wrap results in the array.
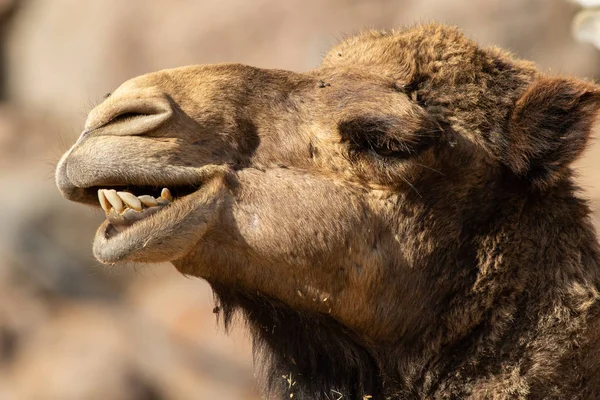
[
  {"xmin": 88, "ymin": 184, "xmax": 200, "ymax": 240},
  {"xmin": 78, "ymin": 164, "xmax": 230, "ymax": 264},
  {"xmin": 56, "ymin": 158, "xmax": 229, "ymax": 263}
]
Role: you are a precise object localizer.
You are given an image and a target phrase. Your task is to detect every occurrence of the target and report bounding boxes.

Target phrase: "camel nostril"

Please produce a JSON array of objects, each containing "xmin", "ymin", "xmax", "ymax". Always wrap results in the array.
[
  {"xmin": 108, "ymin": 111, "xmax": 149, "ymax": 125},
  {"xmin": 84, "ymin": 96, "xmax": 173, "ymax": 137}
]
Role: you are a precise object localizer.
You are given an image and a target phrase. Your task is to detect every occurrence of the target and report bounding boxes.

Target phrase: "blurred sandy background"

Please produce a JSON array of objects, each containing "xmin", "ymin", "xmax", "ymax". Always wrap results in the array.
[{"xmin": 0, "ymin": 1, "xmax": 599, "ymax": 399}]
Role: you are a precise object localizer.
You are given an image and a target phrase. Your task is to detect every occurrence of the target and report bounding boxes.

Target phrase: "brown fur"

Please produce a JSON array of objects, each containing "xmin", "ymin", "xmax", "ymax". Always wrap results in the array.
[{"xmin": 56, "ymin": 24, "xmax": 600, "ymax": 399}]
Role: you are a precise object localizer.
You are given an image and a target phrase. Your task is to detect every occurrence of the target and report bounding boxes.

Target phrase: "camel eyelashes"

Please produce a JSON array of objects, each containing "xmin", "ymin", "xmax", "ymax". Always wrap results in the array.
[{"xmin": 338, "ymin": 115, "xmax": 432, "ymax": 159}]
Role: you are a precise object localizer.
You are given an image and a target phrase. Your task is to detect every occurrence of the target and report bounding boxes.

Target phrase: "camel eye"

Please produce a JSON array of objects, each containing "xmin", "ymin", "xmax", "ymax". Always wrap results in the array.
[
  {"xmin": 339, "ymin": 116, "xmax": 422, "ymax": 160},
  {"xmin": 372, "ymin": 147, "xmax": 403, "ymax": 158}
]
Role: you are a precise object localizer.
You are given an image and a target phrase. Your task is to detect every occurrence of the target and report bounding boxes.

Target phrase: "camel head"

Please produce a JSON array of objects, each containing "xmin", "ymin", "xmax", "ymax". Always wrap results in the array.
[{"xmin": 56, "ymin": 24, "xmax": 600, "ymax": 398}]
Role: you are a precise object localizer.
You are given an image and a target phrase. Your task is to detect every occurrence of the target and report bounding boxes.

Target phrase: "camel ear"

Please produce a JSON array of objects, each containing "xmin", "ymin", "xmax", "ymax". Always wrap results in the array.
[{"xmin": 504, "ymin": 76, "xmax": 600, "ymax": 189}]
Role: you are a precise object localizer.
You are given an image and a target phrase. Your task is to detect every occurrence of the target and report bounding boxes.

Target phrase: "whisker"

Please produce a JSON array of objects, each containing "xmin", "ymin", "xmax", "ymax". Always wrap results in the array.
[
  {"xmin": 400, "ymin": 175, "xmax": 422, "ymax": 198},
  {"xmin": 414, "ymin": 162, "xmax": 445, "ymax": 176}
]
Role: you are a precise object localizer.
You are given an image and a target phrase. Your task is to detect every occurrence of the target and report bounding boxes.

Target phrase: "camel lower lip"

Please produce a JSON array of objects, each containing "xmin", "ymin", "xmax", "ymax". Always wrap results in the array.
[
  {"xmin": 93, "ymin": 203, "xmax": 175, "ymax": 263},
  {"xmin": 106, "ymin": 203, "xmax": 166, "ymax": 233},
  {"xmin": 92, "ymin": 185, "xmax": 204, "ymax": 264},
  {"xmin": 99, "ymin": 210, "xmax": 165, "ymax": 242},
  {"xmin": 92, "ymin": 188, "xmax": 175, "ymax": 259},
  {"xmin": 90, "ymin": 166, "xmax": 229, "ymax": 264}
]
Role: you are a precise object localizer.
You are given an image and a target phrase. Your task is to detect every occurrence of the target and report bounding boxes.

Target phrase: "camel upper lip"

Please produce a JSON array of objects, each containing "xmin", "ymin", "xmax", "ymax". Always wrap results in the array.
[{"xmin": 55, "ymin": 147, "xmax": 206, "ymax": 206}]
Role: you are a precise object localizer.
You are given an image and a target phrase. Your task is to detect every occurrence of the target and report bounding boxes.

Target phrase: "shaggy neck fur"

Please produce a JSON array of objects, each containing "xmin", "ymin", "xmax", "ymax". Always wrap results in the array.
[
  {"xmin": 212, "ymin": 284, "xmax": 383, "ymax": 399},
  {"xmin": 211, "ymin": 177, "xmax": 600, "ymax": 400}
]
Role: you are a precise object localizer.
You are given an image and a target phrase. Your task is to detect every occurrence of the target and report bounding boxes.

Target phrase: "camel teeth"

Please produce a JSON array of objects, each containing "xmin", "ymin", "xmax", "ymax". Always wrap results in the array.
[
  {"xmin": 98, "ymin": 189, "xmax": 111, "ymax": 213},
  {"xmin": 161, "ymin": 188, "xmax": 172, "ymax": 201},
  {"xmin": 138, "ymin": 195, "xmax": 158, "ymax": 207},
  {"xmin": 104, "ymin": 189, "xmax": 124, "ymax": 213},
  {"xmin": 117, "ymin": 191, "xmax": 143, "ymax": 211}
]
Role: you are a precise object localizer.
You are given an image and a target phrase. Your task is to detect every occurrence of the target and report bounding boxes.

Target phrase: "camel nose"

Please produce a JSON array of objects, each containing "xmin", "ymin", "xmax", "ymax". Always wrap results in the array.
[{"xmin": 81, "ymin": 90, "xmax": 173, "ymax": 140}]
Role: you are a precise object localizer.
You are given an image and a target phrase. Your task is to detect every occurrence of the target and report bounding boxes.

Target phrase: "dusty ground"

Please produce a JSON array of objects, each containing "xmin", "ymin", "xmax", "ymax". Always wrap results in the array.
[{"xmin": 1, "ymin": 0, "xmax": 599, "ymax": 399}]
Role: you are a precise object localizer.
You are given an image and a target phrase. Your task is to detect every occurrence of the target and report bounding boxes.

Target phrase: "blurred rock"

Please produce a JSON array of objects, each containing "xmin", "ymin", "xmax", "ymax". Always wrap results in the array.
[
  {"xmin": 571, "ymin": 0, "xmax": 600, "ymax": 7},
  {"xmin": 0, "ymin": 0, "xmax": 17, "ymax": 100},
  {"xmin": 5, "ymin": 301, "xmax": 255, "ymax": 400},
  {"xmin": 574, "ymin": 9, "xmax": 600, "ymax": 49},
  {"xmin": 6, "ymin": 0, "xmax": 600, "ymax": 128}
]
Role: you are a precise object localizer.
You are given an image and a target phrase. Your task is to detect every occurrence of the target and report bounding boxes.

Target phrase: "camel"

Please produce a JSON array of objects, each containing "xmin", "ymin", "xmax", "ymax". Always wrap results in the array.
[{"xmin": 55, "ymin": 24, "xmax": 600, "ymax": 399}]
